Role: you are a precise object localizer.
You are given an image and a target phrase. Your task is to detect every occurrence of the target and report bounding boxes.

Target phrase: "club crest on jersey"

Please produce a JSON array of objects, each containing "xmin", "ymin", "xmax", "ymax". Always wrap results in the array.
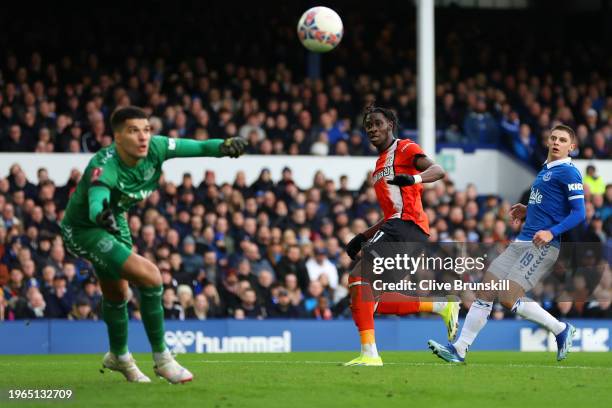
[
  {"xmin": 97, "ymin": 237, "xmax": 113, "ymax": 253},
  {"xmin": 91, "ymin": 167, "xmax": 103, "ymax": 182},
  {"xmin": 543, "ymin": 171, "xmax": 552, "ymax": 181},
  {"xmin": 373, "ymin": 166, "xmax": 392, "ymax": 184},
  {"xmin": 529, "ymin": 188, "xmax": 543, "ymax": 204},
  {"xmin": 143, "ymin": 166, "xmax": 155, "ymax": 181}
]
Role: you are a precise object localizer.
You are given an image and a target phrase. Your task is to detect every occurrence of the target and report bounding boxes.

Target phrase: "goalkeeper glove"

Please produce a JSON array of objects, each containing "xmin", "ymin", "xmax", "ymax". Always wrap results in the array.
[
  {"xmin": 346, "ymin": 233, "xmax": 367, "ymax": 260},
  {"xmin": 96, "ymin": 199, "xmax": 120, "ymax": 234},
  {"xmin": 220, "ymin": 137, "xmax": 248, "ymax": 158}
]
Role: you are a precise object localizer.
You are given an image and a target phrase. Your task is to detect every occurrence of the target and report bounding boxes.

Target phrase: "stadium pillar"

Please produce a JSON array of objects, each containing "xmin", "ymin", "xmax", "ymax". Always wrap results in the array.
[
  {"xmin": 416, "ymin": 0, "xmax": 436, "ymax": 155},
  {"xmin": 307, "ymin": 52, "xmax": 321, "ymax": 79}
]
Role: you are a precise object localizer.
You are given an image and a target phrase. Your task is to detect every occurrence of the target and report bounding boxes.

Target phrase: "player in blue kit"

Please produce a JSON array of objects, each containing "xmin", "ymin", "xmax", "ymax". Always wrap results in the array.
[{"xmin": 428, "ymin": 124, "xmax": 586, "ymax": 363}]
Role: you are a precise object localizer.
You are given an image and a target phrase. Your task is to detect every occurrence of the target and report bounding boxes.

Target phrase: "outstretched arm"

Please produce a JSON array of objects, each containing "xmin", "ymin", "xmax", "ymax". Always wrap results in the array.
[{"xmin": 165, "ymin": 137, "xmax": 247, "ymax": 159}]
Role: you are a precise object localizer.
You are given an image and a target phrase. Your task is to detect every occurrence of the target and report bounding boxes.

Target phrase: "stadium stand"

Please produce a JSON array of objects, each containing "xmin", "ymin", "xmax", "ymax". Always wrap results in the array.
[{"xmin": 1, "ymin": 2, "xmax": 610, "ymax": 322}]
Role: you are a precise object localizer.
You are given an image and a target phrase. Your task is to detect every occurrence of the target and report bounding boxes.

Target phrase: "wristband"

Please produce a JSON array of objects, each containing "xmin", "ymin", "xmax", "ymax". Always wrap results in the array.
[{"xmin": 413, "ymin": 174, "xmax": 422, "ymax": 184}]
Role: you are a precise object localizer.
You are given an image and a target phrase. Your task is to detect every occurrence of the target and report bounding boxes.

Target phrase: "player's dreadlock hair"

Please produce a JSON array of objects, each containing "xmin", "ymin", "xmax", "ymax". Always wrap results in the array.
[{"xmin": 362, "ymin": 104, "xmax": 399, "ymax": 137}]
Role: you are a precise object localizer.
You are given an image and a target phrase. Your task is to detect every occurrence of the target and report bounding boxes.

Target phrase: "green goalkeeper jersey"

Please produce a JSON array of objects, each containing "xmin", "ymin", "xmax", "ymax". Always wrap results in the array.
[{"xmin": 63, "ymin": 135, "xmax": 223, "ymax": 229}]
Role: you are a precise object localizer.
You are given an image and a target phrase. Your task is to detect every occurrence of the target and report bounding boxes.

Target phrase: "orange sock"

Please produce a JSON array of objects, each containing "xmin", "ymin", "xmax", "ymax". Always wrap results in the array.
[
  {"xmin": 360, "ymin": 329, "xmax": 375, "ymax": 345},
  {"xmin": 376, "ymin": 292, "xmax": 421, "ymax": 315},
  {"xmin": 418, "ymin": 301, "xmax": 434, "ymax": 313},
  {"xmin": 349, "ymin": 277, "xmax": 375, "ymax": 335}
]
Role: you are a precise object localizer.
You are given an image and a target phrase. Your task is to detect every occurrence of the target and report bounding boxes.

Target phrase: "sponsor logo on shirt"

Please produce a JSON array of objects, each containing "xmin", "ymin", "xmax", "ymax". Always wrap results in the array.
[
  {"xmin": 100, "ymin": 149, "xmax": 114, "ymax": 164},
  {"xmin": 529, "ymin": 188, "xmax": 543, "ymax": 204},
  {"xmin": 373, "ymin": 166, "xmax": 392, "ymax": 184},
  {"xmin": 168, "ymin": 138, "xmax": 176, "ymax": 151},
  {"xmin": 567, "ymin": 183, "xmax": 583, "ymax": 191},
  {"xmin": 126, "ymin": 189, "xmax": 154, "ymax": 201}
]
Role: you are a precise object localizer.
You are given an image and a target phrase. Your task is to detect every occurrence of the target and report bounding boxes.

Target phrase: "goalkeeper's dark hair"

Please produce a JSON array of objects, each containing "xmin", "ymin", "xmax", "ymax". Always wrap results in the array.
[
  {"xmin": 110, "ymin": 106, "xmax": 149, "ymax": 133},
  {"xmin": 362, "ymin": 104, "xmax": 399, "ymax": 136}
]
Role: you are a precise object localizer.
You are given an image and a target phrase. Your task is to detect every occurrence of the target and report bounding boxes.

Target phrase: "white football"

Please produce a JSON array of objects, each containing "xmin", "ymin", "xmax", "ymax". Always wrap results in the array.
[{"xmin": 297, "ymin": 6, "xmax": 343, "ymax": 53}]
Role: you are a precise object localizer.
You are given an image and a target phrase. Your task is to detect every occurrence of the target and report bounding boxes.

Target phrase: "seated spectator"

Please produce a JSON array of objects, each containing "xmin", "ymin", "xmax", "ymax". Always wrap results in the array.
[
  {"xmin": 463, "ymin": 98, "xmax": 500, "ymax": 144},
  {"xmin": 583, "ymin": 289, "xmax": 612, "ymax": 318},
  {"xmin": 312, "ymin": 296, "xmax": 333, "ymax": 320},
  {"xmin": 44, "ymin": 275, "xmax": 73, "ymax": 318},
  {"xmin": 267, "ymin": 288, "xmax": 300, "ymax": 318},
  {"xmin": 68, "ymin": 296, "xmax": 98, "ymax": 320},
  {"xmin": 512, "ymin": 124, "xmax": 536, "ymax": 164},
  {"xmin": 176, "ymin": 284, "xmax": 194, "ymax": 312},
  {"xmin": 238, "ymin": 288, "xmax": 266, "ymax": 319},
  {"xmin": 0, "ymin": 288, "xmax": 9, "ymax": 320},
  {"xmin": 584, "ymin": 165, "xmax": 606, "ymax": 196},
  {"xmin": 305, "ymin": 247, "xmax": 338, "ymax": 289},
  {"xmin": 201, "ymin": 283, "xmax": 225, "ymax": 318},
  {"xmin": 302, "ymin": 280, "xmax": 326, "ymax": 314},
  {"xmin": 276, "ymin": 245, "xmax": 310, "ymax": 292},
  {"xmin": 18, "ymin": 287, "xmax": 48, "ymax": 319},
  {"xmin": 80, "ymin": 276, "xmax": 102, "ymax": 314},
  {"xmin": 185, "ymin": 294, "xmax": 210, "ymax": 320},
  {"xmin": 180, "ymin": 236, "xmax": 204, "ymax": 276},
  {"xmin": 162, "ymin": 287, "xmax": 183, "ymax": 320}
]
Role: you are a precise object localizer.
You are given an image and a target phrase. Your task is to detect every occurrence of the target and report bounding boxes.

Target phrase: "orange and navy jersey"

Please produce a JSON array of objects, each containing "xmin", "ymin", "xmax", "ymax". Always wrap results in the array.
[{"xmin": 371, "ymin": 138, "xmax": 430, "ymax": 235}]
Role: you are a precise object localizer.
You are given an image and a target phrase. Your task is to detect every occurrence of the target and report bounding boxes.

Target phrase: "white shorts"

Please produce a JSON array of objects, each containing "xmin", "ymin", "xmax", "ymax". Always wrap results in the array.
[{"xmin": 488, "ymin": 241, "xmax": 560, "ymax": 291}]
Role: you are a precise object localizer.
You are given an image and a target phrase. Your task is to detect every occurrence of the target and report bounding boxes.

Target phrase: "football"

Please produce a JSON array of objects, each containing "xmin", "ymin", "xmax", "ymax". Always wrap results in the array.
[{"xmin": 297, "ymin": 6, "xmax": 343, "ymax": 53}]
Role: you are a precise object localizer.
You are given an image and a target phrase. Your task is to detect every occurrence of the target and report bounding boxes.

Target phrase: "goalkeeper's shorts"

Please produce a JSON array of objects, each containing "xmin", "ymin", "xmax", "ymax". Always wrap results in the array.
[{"xmin": 60, "ymin": 222, "xmax": 133, "ymax": 281}]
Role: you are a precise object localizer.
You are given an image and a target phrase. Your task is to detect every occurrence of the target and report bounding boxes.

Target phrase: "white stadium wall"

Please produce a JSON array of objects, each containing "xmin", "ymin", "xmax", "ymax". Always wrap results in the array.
[{"xmin": 1, "ymin": 151, "xmax": 610, "ymax": 202}]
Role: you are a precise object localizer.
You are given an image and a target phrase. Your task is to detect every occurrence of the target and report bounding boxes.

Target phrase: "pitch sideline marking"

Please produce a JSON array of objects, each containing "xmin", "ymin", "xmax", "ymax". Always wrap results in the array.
[
  {"xmin": 0, "ymin": 360, "xmax": 610, "ymax": 371},
  {"xmin": 196, "ymin": 360, "xmax": 612, "ymax": 371}
]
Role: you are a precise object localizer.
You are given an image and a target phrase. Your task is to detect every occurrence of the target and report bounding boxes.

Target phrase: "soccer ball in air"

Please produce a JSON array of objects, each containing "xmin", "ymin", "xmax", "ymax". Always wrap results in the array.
[{"xmin": 297, "ymin": 6, "xmax": 343, "ymax": 53}]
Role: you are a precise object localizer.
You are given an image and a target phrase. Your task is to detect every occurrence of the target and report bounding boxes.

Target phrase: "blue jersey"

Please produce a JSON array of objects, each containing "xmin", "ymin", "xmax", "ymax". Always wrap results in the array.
[{"xmin": 517, "ymin": 158, "xmax": 584, "ymax": 243}]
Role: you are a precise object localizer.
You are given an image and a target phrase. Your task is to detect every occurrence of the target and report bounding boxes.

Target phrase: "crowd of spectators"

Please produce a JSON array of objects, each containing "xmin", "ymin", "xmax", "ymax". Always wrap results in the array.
[
  {"xmin": 0, "ymin": 5, "xmax": 610, "ymax": 167},
  {"xmin": 0, "ymin": 3, "xmax": 611, "ymax": 322},
  {"xmin": 0, "ymin": 160, "xmax": 610, "ymax": 322}
]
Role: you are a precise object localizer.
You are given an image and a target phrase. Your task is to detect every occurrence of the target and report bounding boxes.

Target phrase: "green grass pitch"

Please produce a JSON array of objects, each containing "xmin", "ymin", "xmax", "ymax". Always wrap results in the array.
[{"xmin": 1, "ymin": 352, "xmax": 611, "ymax": 407}]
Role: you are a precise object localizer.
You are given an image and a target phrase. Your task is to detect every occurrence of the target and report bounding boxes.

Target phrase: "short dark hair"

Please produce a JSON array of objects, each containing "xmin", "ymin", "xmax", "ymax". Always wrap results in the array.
[
  {"xmin": 362, "ymin": 104, "xmax": 399, "ymax": 136},
  {"xmin": 551, "ymin": 124, "xmax": 576, "ymax": 143},
  {"xmin": 110, "ymin": 106, "xmax": 148, "ymax": 133}
]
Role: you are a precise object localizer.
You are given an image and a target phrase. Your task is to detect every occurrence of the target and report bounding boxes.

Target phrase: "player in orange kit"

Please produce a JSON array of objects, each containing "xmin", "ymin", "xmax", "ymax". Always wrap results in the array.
[{"xmin": 343, "ymin": 105, "xmax": 459, "ymax": 366}]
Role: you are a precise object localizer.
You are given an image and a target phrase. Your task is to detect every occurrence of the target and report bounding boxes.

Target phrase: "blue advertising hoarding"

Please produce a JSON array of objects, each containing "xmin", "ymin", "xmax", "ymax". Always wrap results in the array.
[{"xmin": 1, "ymin": 319, "xmax": 610, "ymax": 355}]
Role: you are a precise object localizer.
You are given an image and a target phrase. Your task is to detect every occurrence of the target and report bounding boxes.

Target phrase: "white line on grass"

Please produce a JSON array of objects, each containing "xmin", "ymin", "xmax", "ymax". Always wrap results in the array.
[
  {"xmin": 197, "ymin": 360, "xmax": 612, "ymax": 371},
  {"xmin": 0, "ymin": 359, "xmax": 610, "ymax": 372}
]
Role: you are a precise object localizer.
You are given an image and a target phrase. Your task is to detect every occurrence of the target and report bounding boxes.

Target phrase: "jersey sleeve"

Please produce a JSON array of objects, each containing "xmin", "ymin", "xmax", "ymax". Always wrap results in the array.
[
  {"xmin": 396, "ymin": 139, "xmax": 426, "ymax": 168},
  {"xmin": 148, "ymin": 135, "xmax": 171, "ymax": 164},
  {"xmin": 149, "ymin": 135, "xmax": 224, "ymax": 161},
  {"xmin": 89, "ymin": 160, "xmax": 118, "ymax": 189},
  {"xmin": 562, "ymin": 167, "xmax": 584, "ymax": 202},
  {"xmin": 166, "ymin": 138, "xmax": 224, "ymax": 159}
]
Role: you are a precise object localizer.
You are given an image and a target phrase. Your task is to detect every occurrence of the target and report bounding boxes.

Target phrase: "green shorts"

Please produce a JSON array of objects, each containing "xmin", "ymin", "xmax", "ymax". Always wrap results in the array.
[{"xmin": 60, "ymin": 222, "xmax": 133, "ymax": 281}]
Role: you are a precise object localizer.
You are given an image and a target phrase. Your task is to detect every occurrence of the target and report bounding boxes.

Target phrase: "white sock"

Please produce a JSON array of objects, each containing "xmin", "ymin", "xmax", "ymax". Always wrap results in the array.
[
  {"xmin": 361, "ymin": 343, "xmax": 379, "ymax": 358},
  {"xmin": 512, "ymin": 298, "xmax": 566, "ymax": 335},
  {"xmin": 153, "ymin": 349, "xmax": 171, "ymax": 363},
  {"xmin": 453, "ymin": 298, "xmax": 492, "ymax": 357},
  {"xmin": 433, "ymin": 301, "xmax": 447, "ymax": 314},
  {"xmin": 117, "ymin": 352, "xmax": 131, "ymax": 362}
]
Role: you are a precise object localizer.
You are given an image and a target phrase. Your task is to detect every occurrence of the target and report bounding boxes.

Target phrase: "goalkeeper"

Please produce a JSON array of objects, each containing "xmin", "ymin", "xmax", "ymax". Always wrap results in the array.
[{"xmin": 60, "ymin": 106, "xmax": 247, "ymax": 383}]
